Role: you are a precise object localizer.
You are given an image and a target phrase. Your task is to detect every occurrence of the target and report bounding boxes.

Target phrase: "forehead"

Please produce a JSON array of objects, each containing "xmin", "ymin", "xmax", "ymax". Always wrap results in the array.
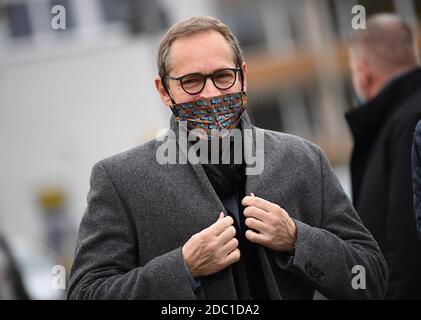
[{"xmin": 169, "ymin": 30, "xmax": 235, "ymax": 75}]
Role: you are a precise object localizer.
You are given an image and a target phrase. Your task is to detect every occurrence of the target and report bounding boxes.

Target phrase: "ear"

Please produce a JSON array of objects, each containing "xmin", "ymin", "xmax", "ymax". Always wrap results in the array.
[
  {"xmin": 154, "ymin": 76, "xmax": 173, "ymax": 106},
  {"xmin": 241, "ymin": 61, "xmax": 247, "ymax": 92},
  {"xmin": 355, "ymin": 59, "xmax": 372, "ymax": 98}
]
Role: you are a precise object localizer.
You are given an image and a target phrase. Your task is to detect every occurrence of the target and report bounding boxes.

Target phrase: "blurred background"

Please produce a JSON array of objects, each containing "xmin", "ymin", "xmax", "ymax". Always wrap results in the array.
[{"xmin": 0, "ymin": 0, "xmax": 420, "ymax": 299}]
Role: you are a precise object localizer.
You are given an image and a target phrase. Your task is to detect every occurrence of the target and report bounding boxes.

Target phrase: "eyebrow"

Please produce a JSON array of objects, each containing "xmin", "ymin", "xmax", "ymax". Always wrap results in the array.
[{"xmin": 171, "ymin": 66, "xmax": 237, "ymax": 78}]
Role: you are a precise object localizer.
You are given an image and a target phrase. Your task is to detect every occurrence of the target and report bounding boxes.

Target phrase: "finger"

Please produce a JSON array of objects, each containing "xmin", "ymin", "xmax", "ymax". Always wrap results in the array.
[
  {"xmin": 218, "ymin": 225, "xmax": 236, "ymax": 244},
  {"xmin": 208, "ymin": 214, "xmax": 234, "ymax": 235},
  {"xmin": 245, "ymin": 229, "xmax": 266, "ymax": 245},
  {"xmin": 222, "ymin": 237, "xmax": 239, "ymax": 255},
  {"xmin": 242, "ymin": 196, "xmax": 277, "ymax": 212},
  {"xmin": 250, "ymin": 193, "xmax": 255, "ymax": 197},
  {"xmin": 218, "ymin": 212, "xmax": 225, "ymax": 220},
  {"xmin": 243, "ymin": 205, "xmax": 269, "ymax": 222},
  {"xmin": 223, "ymin": 248, "xmax": 241, "ymax": 266},
  {"xmin": 245, "ymin": 217, "xmax": 268, "ymax": 234}
]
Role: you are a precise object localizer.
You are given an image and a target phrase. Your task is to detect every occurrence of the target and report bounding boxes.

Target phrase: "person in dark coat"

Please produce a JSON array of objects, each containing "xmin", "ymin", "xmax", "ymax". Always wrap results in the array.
[
  {"xmin": 412, "ymin": 120, "xmax": 421, "ymax": 241},
  {"xmin": 346, "ymin": 13, "xmax": 421, "ymax": 299}
]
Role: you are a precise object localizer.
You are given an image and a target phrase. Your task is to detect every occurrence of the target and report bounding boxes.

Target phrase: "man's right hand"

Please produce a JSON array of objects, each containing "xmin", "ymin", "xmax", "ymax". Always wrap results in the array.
[{"xmin": 182, "ymin": 212, "xmax": 240, "ymax": 278}]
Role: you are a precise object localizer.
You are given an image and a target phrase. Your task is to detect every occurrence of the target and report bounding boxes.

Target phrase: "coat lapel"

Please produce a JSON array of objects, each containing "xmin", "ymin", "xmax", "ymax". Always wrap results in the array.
[
  {"xmin": 241, "ymin": 115, "xmax": 284, "ymax": 299},
  {"xmin": 169, "ymin": 114, "xmax": 226, "ymax": 216},
  {"xmin": 169, "ymin": 114, "xmax": 238, "ymax": 299}
]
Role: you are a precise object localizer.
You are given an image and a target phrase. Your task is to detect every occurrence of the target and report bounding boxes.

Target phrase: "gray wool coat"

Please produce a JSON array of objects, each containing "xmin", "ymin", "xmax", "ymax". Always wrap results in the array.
[{"xmin": 68, "ymin": 112, "xmax": 388, "ymax": 300}]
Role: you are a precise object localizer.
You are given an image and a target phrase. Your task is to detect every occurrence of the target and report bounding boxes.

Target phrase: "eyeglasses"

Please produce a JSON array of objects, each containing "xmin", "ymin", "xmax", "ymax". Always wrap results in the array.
[{"xmin": 166, "ymin": 67, "xmax": 241, "ymax": 95}]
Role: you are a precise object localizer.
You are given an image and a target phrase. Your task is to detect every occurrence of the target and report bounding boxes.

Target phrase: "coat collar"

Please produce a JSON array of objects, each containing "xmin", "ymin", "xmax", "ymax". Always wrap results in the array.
[
  {"xmin": 345, "ymin": 67, "xmax": 421, "ymax": 144},
  {"xmin": 168, "ymin": 109, "xmax": 257, "ymax": 173},
  {"xmin": 167, "ymin": 107, "xmax": 266, "ymax": 219},
  {"xmin": 168, "ymin": 110, "xmax": 258, "ymax": 199}
]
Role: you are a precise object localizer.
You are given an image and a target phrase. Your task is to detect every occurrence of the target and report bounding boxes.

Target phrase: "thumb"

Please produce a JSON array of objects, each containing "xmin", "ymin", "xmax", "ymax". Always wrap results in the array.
[{"xmin": 218, "ymin": 212, "xmax": 225, "ymax": 220}]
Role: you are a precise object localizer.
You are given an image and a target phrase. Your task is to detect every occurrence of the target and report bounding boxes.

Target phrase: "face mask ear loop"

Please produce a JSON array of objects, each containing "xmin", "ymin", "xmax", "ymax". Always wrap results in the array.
[
  {"xmin": 239, "ymin": 67, "xmax": 245, "ymax": 93},
  {"xmin": 163, "ymin": 78, "xmax": 177, "ymax": 105}
]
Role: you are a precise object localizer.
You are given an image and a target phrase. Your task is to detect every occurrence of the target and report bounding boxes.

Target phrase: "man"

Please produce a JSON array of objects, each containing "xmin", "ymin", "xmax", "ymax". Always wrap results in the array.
[
  {"xmin": 346, "ymin": 13, "xmax": 421, "ymax": 299},
  {"xmin": 68, "ymin": 16, "xmax": 387, "ymax": 300}
]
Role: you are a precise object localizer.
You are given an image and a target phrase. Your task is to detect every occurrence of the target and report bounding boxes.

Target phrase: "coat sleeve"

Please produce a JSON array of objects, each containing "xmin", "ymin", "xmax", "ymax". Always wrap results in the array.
[
  {"xmin": 275, "ymin": 147, "xmax": 389, "ymax": 299},
  {"xmin": 412, "ymin": 119, "xmax": 421, "ymax": 241},
  {"xmin": 67, "ymin": 162, "xmax": 198, "ymax": 300}
]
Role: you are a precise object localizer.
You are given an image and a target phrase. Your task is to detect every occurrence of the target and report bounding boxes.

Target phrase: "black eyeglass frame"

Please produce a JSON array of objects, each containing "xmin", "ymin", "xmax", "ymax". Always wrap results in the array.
[{"xmin": 163, "ymin": 67, "xmax": 244, "ymax": 100}]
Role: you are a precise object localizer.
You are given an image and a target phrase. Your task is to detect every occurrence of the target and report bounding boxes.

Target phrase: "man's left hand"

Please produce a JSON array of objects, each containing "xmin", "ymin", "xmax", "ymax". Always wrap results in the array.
[{"xmin": 241, "ymin": 195, "xmax": 297, "ymax": 253}]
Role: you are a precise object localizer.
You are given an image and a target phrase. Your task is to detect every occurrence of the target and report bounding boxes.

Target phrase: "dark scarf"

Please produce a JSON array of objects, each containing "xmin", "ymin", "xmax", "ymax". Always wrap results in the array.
[{"xmin": 201, "ymin": 139, "xmax": 246, "ymax": 201}]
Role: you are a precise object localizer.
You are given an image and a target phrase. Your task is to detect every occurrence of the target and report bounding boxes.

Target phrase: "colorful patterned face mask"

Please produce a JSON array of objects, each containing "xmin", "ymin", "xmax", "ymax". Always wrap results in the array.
[{"xmin": 170, "ymin": 91, "xmax": 247, "ymax": 140}]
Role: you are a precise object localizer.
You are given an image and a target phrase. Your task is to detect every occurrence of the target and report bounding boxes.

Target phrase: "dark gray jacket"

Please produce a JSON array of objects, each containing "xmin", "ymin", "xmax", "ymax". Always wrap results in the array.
[{"xmin": 68, "ymin": 113, "xmax": 388, "ymax": 300}]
